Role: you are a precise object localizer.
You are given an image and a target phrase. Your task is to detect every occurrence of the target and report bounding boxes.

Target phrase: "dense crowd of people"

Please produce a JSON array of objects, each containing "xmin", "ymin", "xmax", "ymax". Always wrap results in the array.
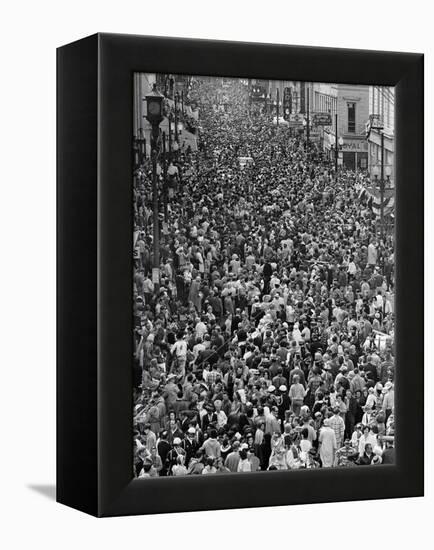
[{"xmin": 132, "ymin": 77, "xmax": 395, "ymax": 478}]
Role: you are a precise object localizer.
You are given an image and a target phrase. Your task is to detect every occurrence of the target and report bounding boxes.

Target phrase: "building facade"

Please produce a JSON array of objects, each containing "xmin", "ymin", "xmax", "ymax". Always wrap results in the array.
[
  {"xmin": 367, "ymin": 86, "xmax": 395, "ymax": 183},
  {"xmin": 335, "ymin": 84, "xmax": 369, "ymax": 171}
]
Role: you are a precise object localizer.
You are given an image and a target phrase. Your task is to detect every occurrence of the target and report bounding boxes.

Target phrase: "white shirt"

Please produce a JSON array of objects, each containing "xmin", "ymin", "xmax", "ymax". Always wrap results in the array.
[
  {"xmin": 172, "ymin": 339, "xmax": 187, "ymax": 357},
  {"xmin": 215, "ymin": 410, "xmax": 228, "ymax": 428},
  {"xmin": 237, "ymin": 459, "xmax": 252, "ymax": 472}
]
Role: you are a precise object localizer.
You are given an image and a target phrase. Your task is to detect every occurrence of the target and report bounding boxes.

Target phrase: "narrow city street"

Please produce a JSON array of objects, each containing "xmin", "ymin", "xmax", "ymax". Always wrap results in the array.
[{"xmin": 132, "ymin": 76, "xmax": 395, "ymax": 477}]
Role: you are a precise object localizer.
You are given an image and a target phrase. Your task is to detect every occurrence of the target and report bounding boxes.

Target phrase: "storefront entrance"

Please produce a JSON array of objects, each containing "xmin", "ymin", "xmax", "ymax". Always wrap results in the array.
[
  {"xmin": 343, "ymin": 151, "xmax": 355, "ymax": 170},
  {"xmin": 342, "ymin": 151, "xmax": 368, "ymax": 171}
]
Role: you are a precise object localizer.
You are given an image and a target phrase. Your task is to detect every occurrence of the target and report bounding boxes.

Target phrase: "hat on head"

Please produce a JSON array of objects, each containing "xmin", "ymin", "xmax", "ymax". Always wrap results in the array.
[
  {"xmin": 267, "ymin": 385, "xmax": 276, "ymax": 393},
  {"xmin": 279, "ymin": 385, "xmax": 287, "ymax": 392},
  {"xmin": 173, "ymin": 437, "xmax": 182, "ymax": 445},
  {"xmin": 187, "ymin": 427, "xmax": 196, "ymax": 435}
]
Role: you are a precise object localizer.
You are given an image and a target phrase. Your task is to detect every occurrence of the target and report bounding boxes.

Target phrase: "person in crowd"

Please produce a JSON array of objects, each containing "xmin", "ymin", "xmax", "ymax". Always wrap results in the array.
[
  {"xmin": 356, "ymin": 443, "xmax": 375, "ymax": 466},
  {"xmin": 358, "ymin": 425, "xmax": 378, "ymax": 456},
  {"xmin": 329, "ymin": 407, "xmax": 345, "ymax": 450},
  {"xmin": 334, "ymin": 438, "xmax": 358, "ymax": 467},
  {"xmin": 202, "ymin": 457, "xmax": 217, "ymax": 475},
  {"xmin": 172, "ymin": 455, "xmax": 188, "ymax": 476},
  {"xmin": 318, "ymin": 417, "xmax": 337, "ymax": 467}
]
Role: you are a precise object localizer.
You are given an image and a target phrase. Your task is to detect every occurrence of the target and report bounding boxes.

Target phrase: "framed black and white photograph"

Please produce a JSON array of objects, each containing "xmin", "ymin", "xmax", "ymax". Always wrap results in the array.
[
  {"xmin": 132, "ymin": 73, "xmax": 396, "ymax": 478},
  {"xmin": 57, "ymin": 33, "xmax": 423, "ymax": 517}
]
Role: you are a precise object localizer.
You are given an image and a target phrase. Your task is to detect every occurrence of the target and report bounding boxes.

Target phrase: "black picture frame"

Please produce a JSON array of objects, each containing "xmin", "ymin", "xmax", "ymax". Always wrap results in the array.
[{"xmin": 57, "ymin": 33, "xmax": 424, "ymax": 517}]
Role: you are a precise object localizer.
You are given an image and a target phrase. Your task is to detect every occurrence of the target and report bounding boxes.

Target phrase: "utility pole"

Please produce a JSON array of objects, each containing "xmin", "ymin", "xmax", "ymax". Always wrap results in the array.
[
  {"xmin": 174, "ymin": 93, "xmax": 179, "ymax": 143},
  {"xmin": 369, "ymin": 115, "xmax": 386, "ymax": 239},
  {"xmin": 335, "ymin": 112, "xmax": 339, "ymax": 176},
  {"xmin": 306, "ymin": 84, "xmax": 310, "ymax": 147},
  {"xmin": 163, "ymin": 131, "xmax": 168, "ymax": 222},
  {"xmin": 380, "ymin": 131, "xmax": 385, "ymax": 238},
  {"xmin": 276, "ymin": 88, "xmax": 280, "ymax": 126}
]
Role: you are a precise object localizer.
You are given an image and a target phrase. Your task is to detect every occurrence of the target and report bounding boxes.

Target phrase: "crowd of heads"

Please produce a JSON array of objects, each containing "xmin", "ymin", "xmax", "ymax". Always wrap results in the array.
[{"xmin": 132, "ymin": 77, "xmax": 395, "ymax": 478}]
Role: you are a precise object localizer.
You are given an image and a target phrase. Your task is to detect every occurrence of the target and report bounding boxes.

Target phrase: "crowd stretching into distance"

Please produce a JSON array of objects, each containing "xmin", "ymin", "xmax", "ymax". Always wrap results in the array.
[{"xmin": 132, "ymin": 77, "xmax": 395, "ymax": 478}]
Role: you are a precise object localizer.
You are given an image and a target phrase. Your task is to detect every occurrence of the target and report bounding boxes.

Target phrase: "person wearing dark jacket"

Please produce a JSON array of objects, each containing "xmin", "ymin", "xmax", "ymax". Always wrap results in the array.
[
  {"xmin": 356, "ymin": 443, "xmax": 374, "ymax": 465},
  {"xmin": 157, "ymin": 431, "xmax": 171, "ymax": 476},
  {"xmin": 345, "ymin": 389, "xmax": 358, "ymax": 439},
  {"xmin": 362, "ymin": 360, "xmax": 379, "ymax": 384},
  {"xmin": 276, "ymin": 385, "xmax": 290, "ymax": 425},
  {"xmin": 201, "ymin": 406, "xmax": 218, "ymax": 432},
  {"xmin": 182, "ymin": 427, "xmax": 200, "ymax": 467}
]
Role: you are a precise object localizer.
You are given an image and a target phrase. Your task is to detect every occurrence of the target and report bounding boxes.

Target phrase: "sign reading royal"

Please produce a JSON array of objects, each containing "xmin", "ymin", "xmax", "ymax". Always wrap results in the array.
[
  {"xmin": 341, "ymin": 139, "xmax": 368, "ymax": 151},
  {"xmin": 312, "ymin": 112, "xmax": 332, "ymax": 126}
]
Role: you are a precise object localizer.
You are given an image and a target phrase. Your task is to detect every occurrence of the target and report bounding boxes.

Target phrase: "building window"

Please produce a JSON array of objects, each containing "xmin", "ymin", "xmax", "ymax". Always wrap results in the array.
[{"xmin": 347, "ymin": 102, "xmax": 356, "ymax": 133}]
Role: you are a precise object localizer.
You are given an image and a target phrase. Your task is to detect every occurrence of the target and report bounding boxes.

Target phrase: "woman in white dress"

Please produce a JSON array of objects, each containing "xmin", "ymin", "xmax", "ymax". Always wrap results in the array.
[{"xmin": 318, "ymin": 418, "xmax": 337, "ymax": 467}]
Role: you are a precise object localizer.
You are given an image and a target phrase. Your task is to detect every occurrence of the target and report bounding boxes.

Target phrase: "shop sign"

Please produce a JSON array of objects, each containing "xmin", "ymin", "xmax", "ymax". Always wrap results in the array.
[
  {"xmin": 312, "ymin": 112, "xmax": 332, "ymax": 125},
  {"xmin": 341, "ymin": 140, "xmax": 368, "ymax": 151},
  {"xmin": 288, "ymin": 113, "xmax": 304, "ymax": 125}
]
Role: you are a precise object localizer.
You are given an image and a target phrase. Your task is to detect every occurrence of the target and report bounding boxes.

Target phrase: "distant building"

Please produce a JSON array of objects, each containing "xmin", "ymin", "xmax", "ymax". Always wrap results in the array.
[
  {"xmin": 335, "ymin": 84, "xmax": 369, "ymax": 171},
  {"xmin": 310, "ymin": 83, "xmax": 369, "ymax": 171},
  {"xmin": 309, "ymin": 83, "xmax": 337, "ymax": 147}
]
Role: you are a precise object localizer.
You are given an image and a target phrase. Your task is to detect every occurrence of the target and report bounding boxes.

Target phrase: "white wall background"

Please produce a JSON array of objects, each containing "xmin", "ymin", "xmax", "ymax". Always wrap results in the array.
[{"xmin": 0, "ymin": 0, "xmax": 431, "ymax": 547}]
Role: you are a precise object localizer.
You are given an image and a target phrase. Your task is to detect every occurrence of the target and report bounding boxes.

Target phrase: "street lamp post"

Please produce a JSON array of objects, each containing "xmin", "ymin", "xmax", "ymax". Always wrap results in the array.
[
  {"xmin": 145, "ymin": 84, "xmax": 164, "ymax": 292},
  {"xmin": 335, "ymin": 112, "xmax": 338, "ymax": 175},
  {"xmin": 276, "ymin": 88, "xmax": 280, "ymax": 126},
  {"xmin": 162, "ymin": 131, "xmax": 168, "ymax": 222},
  {"xmin": 380, "ymin": 131, "xmax": 385, "ymax": 238}
]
